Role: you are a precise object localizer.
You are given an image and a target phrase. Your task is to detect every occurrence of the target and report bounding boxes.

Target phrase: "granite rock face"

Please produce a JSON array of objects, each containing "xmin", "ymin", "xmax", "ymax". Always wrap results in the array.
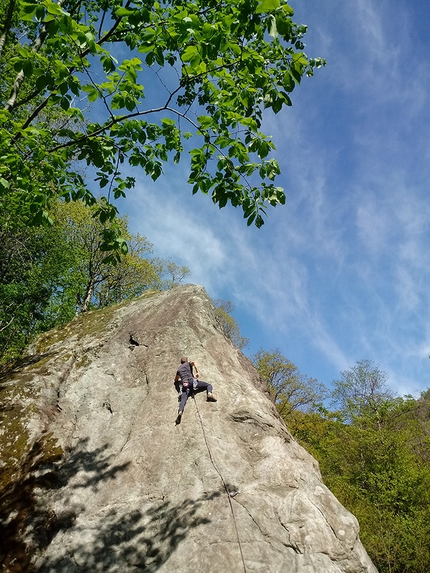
[{"xmin": 0, "ymin": 285, "xmax": 378, "ymax": 573}]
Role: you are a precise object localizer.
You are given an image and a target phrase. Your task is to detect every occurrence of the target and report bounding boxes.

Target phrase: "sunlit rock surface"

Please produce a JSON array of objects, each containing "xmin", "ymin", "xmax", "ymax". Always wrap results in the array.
[{"xmin": 0, "ymin": 285, "xmax": 378, "ymax": 572}]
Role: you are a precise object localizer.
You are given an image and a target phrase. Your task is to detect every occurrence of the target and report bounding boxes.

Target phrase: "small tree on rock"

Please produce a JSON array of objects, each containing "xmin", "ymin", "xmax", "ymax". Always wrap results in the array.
[
  {"xmin": 213, "ymin": 299, "xmax": 249, "ymax": 350},
  {"xmin": 253, "ymin": 348, "xmax": 327, "ymax": 416}
]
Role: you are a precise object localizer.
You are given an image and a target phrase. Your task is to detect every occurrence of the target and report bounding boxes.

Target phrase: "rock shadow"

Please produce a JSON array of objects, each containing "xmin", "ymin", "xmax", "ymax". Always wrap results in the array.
[
  {"xmin": 0, "ymin": 353, "xmax": 51, "ymax": 381},
  {"xmin": 35, "ymin": 491, "xmax": 220, "ymax": 573},
  {"xmin": 0, "ymin": 437, "xmax": 130, "ymax": 573},
  {"xmin": 2, "ymin": 434, "xmax": 221, "ymax": 573}
]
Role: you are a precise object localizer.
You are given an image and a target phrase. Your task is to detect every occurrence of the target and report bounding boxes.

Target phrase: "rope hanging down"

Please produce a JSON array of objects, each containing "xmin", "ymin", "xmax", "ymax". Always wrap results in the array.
[{"xmin": 192, "ymin": 395, "xmax": 248, "ymax": 573}]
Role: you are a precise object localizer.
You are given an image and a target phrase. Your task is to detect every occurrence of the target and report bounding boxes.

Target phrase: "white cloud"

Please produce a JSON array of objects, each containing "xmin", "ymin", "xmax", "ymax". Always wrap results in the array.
[{"xmin": 115, "ymin": 0, "xmax": 430, "ymax": 397}]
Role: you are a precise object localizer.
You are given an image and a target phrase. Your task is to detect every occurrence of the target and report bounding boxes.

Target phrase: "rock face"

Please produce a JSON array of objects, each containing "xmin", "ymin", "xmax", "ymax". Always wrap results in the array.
[{"xmin": 0, "ymin": 285, "xmax": 378, "ymax": 573}]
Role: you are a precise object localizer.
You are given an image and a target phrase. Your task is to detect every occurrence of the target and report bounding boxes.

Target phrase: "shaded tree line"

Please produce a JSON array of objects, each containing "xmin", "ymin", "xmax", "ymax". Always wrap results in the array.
[{"xmin": 0, "ymin": 199, "xmax": 189, "ymax": 365}]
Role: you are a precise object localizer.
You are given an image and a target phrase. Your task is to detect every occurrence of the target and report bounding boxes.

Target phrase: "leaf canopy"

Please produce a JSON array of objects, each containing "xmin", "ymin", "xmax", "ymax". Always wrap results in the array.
[{"xmin": 0, "ymin": 0, "xmax": 325, "ymax": 250}]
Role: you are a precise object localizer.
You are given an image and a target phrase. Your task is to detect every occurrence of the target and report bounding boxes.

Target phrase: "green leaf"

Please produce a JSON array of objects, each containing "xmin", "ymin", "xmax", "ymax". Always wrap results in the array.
[
  {"xmin": 35, "ymin": 74, "xmax": 48, "ymax": 91},
  {"xmin": 82, "ymin": 84, "xmax": 100, "ymax": 102},
  {"xmin": 198, "ymin": 115, "xmax": 214, "ymax": 128},
  {"xmin": 60, "ymin": 96, "xmax": 70, "ymax": 110},
  {"xmin": 35, "ymin": 5, "xmax": 45, "ymax": 20},
  {"xmin": 20, "ymin": 2, "xmax": 38, "ymax": 20},
  {"xmin": 246, "ymin": 212, "xmax": 256, "ymax": 226},
  {"xmin": 145, "ymin": 52, "xmax": 155, "ymax": 66},
  {"xmin": 256, "ymin": 0, "xmax": 280, "ymax": 14},
  {"xmin": 281, "ymin": 4, "xmax": 295, "ymax": 16},
  {"xmin": 182, "ymin": 45, "xmax": 199, "ymax": 62},
  {"xmin": 154, "ymin": 49, "xmax": 165, "ymax": 66},
  {"xmin": 115, "ymin": 7, "xmax": 136, "ymax": 16},
  {"xmin": 0, "ymin": 177, "xmax": 10, "ymax": 189},
  {"xmin": 258, "ymin": 141, "xmax": 271, "ymax": 159},
  {"xmin": 22, "ymin": 59, "xmax": 33, "ymax": 77},
  {"xmin": 46, "ymin": 1, "xmax": 65, "ymax": 16}
]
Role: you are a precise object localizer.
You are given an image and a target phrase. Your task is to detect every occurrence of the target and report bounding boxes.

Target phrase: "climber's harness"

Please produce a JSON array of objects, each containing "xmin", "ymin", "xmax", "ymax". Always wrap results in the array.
[{"xmin": 180, "ymin": 378, "xmax": 198, "ymax": 392}]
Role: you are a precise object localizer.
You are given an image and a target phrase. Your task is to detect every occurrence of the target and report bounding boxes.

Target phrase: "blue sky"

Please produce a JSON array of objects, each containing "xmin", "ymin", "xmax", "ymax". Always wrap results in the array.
[{"xmin": 117, "ymin": 0, "xmax": 430, "ymax": 397}]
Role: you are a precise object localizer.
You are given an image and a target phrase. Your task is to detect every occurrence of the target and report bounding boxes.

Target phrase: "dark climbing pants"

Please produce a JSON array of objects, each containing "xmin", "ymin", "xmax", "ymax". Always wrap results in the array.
[{"xmin": 179, "ymin": 381, "xmax": 213, "ymax": 412}]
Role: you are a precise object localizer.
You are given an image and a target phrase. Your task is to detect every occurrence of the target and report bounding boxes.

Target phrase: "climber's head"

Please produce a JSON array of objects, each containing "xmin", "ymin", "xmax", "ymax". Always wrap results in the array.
[{"xmin": 180, "ymin": 357, "xmax": 188, "ymax": 363}]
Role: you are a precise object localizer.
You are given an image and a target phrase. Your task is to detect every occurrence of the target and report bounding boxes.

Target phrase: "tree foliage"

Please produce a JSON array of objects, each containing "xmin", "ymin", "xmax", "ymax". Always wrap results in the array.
[
  {"xmin": 253, "ymin": 348, "xmax": 327, "ymax": 415},
  {"xmin": 0, "ymin": 0, "xmax": 324, "ymax": 251},
  {"xmin": 0, "ymin": 202, "xmax": 75, "ymax": 362},
  {"xmin": 287, "ymin": 363, "xmax": 430, "ymax": 573},
  {"xmin": 159, "ymin": 260, "xmax": 191, "ymax": 290},
  {"xmin": 56, "ymin": 200, "xmax": 162, "ymax": 312},
  {"xmin": 331, "ymin": 359, "xmax": 395, "ymax": 424},
  {"xmin": 213, "ymin": 299, "xmax": 249, "ymax": 350},
  {"xmin": 0, "ymin": 199, "xmax": 182, "ymax": 365}
]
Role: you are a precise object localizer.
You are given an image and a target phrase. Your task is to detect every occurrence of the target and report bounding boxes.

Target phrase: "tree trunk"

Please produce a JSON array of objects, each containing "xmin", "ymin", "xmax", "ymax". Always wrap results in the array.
[
  {"xmin": 81, "ymin": 279, "xmax": 95, "ymax": 313},
  {"xmin": 0, "ymin": 0, "xmax": 16, "ymax": 61}
]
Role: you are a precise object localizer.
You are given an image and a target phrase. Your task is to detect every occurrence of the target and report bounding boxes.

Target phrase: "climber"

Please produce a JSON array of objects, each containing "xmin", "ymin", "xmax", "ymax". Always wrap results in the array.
[{"xmin": 174, "ymin": 357, "xmax": 217, "ymax": 424}]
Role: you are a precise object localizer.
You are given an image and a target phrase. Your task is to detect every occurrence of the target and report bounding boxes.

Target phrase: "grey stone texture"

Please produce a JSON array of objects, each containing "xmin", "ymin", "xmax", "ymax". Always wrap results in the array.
[{"xmin": 0, "ymin": 285, "xmax": 378, "ymax": 572}]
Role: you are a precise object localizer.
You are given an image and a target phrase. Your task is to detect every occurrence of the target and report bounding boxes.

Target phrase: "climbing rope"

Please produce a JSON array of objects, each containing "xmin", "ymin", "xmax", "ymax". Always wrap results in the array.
[{"xmin": 192, "ymin": 395, "xmax": 248, "ymax": 573}]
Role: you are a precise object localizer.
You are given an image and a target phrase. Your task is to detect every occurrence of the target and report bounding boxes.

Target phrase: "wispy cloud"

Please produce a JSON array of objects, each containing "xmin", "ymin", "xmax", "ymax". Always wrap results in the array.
[{"xmin": 118, "ymin": 0, "xmax": 430, "ymax": 397}]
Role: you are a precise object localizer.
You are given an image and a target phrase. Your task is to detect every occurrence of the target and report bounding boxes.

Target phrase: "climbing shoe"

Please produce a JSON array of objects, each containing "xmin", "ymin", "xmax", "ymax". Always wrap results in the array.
[
  {"xmin": 207, "ymin": 392, "xmax": 217, "ymax": 402},
  {"xmin": 175, "ymin": 411, "xmax": 183, "ymax": 425}
]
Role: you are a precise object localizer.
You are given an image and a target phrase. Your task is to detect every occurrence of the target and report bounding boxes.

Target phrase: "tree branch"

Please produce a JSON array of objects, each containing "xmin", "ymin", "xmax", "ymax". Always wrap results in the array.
[
  {"xmin": 5, "ymin": 0, "xmax": 67, "ymax": 111},
  {"xmin": 8, "ymin": 3, "xmax": 130, "ymax": 142},
  {"xmin": 0, "ymin": 315, "xmax": 14, "ymax": 333},
  {"xmin": 0, "ymin": 0, "xmax": 16, "ymax": 61}
]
